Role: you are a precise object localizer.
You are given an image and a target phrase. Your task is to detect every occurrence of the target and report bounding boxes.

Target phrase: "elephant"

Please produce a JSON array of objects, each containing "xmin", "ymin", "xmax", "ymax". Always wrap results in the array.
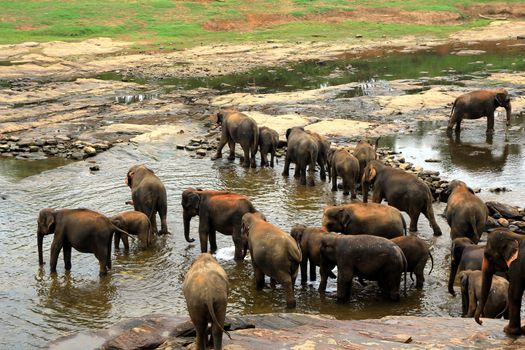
[
  {"xmin": 258, "ymin": 126, "xmax": 279, "ymax": 167},
  {"xmin": 241, "ymin": 212, "xmax": 302, "ymax": 308},
  {"xmin": 125, "ymin": 165, "xmax": 170, "ymax": 235},
  {"xmin": 282, "ymin": 127, "xmax": 318, "ymax": 186},
  {"xmin": 305, "ymin": 130, "xmax": 330, "ymax": 181},
  {"xmin": 37, "ymin": 208, "xmax": 129, "ymax": 276},
  {"xmin": 322, "ymin": 202, "xmax": 406, "ymax": 239},
  {"xmin": 319, "ymin": 233, "xmax": 407, "ymax": 302},
  {"xmin": 353, "ymin": 137, "xmax": 379, "ymax": 188},
  {"xmin": 212, "ymin": 110, "xmax": 258, "ymax": 168},
  {"xmin": 391, "ymin": 235, "xmax": 434, "ymax": 289},
  {"xmin": 447, "ymin": 88, "xmax": 511, "ymax": 134},
  {"xmin": 362, "ymin": 159, "xmax": 442, "ymax": 236},
  {"xmin": 111, "ymin": 211, "xmax": 153, "ymax": 250},
  {"xmin": 475, "ymin": 228, "xmax": 525, "ymax": 335},
  {"xmin": 290, "ymin": 224, "xmax": 336, "ymax": 286},
  {"xmin": 183, "ymin": 253, "xmax": 230, "ymax": 350},
  {"xmin": 459, "ymin": 269, "xmax": 508, "ymax": 319},
  {"xmin": 444, "ymin": 180, "xmax": 488, "ymax": 244},
  {"xmin": 329, "ymin": 148, "xmax": 360, "ymax": 198},
  {"xmin": 182, "ymin": 188, "xmax": 257, "ymax": 261},
  {"xmin": 448, "ymin": 237, "xmax": 484, "ymax": 296}
]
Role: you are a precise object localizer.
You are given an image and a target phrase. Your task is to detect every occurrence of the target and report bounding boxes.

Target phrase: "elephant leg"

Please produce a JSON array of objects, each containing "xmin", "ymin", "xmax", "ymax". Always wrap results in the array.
[
  {"xmin": 487, "ymin": 112, "xmax": 495, "ymax": 134},
  {"xmin": 95, "ymin": 250, "xmax": 108, "ymax": 276},
  {"xmin": 350, "ymin": 178, "xmax": 357, "ymax": 200},
  {"xmin": 424, "ymin": 205, "xmax": 442, "ymax": 236},
  {"xmin": 260, "ymin": 150, "xmax": 268, "ymax": 167},
  {"xmin": 199, "ymin": 231, "xmax": 208, "ymax": 254},
  {"xmin": 336, "ymin": 269, "xmax": 353, "ymax": 303},
  {"xmin": 414, "ymin": 261, "xmax": 425, "ymax": 289},
  {"xmin": 282, "ymin": 155, "xmax": 291, "ymax": 176},
  {"xmin": 213, "ymin": 135, "xmax": 228, "ymax": 160},
  {"xmin": 294, "ymin": 164, "xmax": 301, "ymax": 178},
  {"xmin": 447, "ymin": 112, "xmax": 461, "ymax": 132},
  {"xmin": 342, "ymin": 177, "xmax": 350, "ymax": 196},
  {"xmin": 270, "ymin": 278, "xmax": 277, "ymax": 289},
  {"xmin": 250, "ymin": 144, "xmax": 257, "ymax": 168},
  {"xmin": 193, "ymin": 315, "xmax": 208, "ymax": 350},
  {"xmin": 232, "ymin": 229, "xmax": 244, "ymax": 261},
  {"xmin": 331, "ymin": 171, "xmax": 338, "ymax": 192},
  {"xmin": 408, "ymin": 208, "xmax": 420, "ymax": 232},
  {"xmin": 227, "ymin": 140, "xmax": 236, "ymax": 161},
  {"xmin": 278, "ymin": 273, "xmax": 296, "ymax": 308},
  {"xmin": 63, "ymin": 241, "xmax": 72, "ymax": 271},
  {"xmin": 300, "ymin": 259, "xmax": 308, "ymax": 285},
  {"xmin": 122, "ymin": 233, "xmax": 130, "ymax": 251},
  {"xmin": 114, "ymin": 232, "xmax": 121, "ymax": 250},
  {"xmin": 254, "ymin": 266, "xmax": 265, "ymax": 290},
  {"xmin": 270, "ymin": 150, "xmax": 275, "ymax": 168},
  {"xmin": 208, "ymin": 230, "xmax": 217, "ymax": 254},
  {"xmin": 504, "ymin": 281, "xmax": 523, "ymax": 335},
  {"xmin": 211, "ymin": 307, "xmax": 226, "ymax": 350},
  {"xmin": 159, "ymin": 205, "xmax": 170, "ymax": 235},
  {"xmin": 149, "ymin": 211, "xmax": 159, "ymax": 235},
  {"xmin": 49, "ymin": 236, "xmax": 63, "ymax": 273},
  {"xmin": 308, "ymin": 161, "xmax": 316, "ymax": 186},
  {"xmin": 241, "ymin": 144, "xmax": 250, "ymax": 168},
  {"xmin": 467, "ymin": 281, "xmax": 477, "ymax": 317},
  {"xmin": 319, "ymin": 162, "xmax": 326, "ymax": 182},
  {"xmin": 309, "ymin": 260, "xmax": 317, "ymax": 282}
]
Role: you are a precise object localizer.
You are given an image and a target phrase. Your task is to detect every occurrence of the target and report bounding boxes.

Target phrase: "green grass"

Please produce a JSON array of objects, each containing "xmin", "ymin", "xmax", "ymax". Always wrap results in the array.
[{"xmin": 0, "ymin": 1, "xmax": 520, "ymax": 50}]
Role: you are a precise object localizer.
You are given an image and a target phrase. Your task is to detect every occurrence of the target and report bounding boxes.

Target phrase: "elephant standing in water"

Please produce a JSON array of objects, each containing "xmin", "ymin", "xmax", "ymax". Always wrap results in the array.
[
  {"xmin": 37, "ymin": 208, "xmax": 129, "ymax": 276},
  {"xmin": 448, "ymin": 237, "xmax": 484, "ymax": 297},
  {"xmin": 459, "ymin": 269, "xmax": 508, "ymax": 319},
  {"xmin": 353, "ymin": 137, "xmax": 379, "ymax": 187},
  {"xmin": 258, "ymin": 126, "xmax": 279, "ymax": 167},
  {"xmin": 183, "ymin": 253, "xmax": 230, "ymax": 350},
  {"xmin": 391, "ymin": 235, "xmax": 433, "ymax": 289},
  {"xmin": 282, "ymin": 127, "xmax": 318, "ymax": 186},
  {"xmin": 112, "ymin": 210, "xmax": 153, "ymax": 250},
  {"xmin": 126, "ymin": 165, "xmax": 170, "ymax": 235},
  {"xmin": 329, "ymin": 148, "xmax": 360, "ymax": 198},
  {"xmin": 182, "ymin": 188, "xmax": 257, "ymax": 260},
  {"xmin": 212, "ymin": 110, "xmax": 259, "ymax": 168},
  {"xmin": 447, "ymin": 89, "xmax": 511, "ymax": 134},
  {"xmin": 306, "ymin": 130, "xmax": 330, "ymax": 181},
  {"xmin": 362, "ymin": 159, "xmax": 442, "ymax": 236}
]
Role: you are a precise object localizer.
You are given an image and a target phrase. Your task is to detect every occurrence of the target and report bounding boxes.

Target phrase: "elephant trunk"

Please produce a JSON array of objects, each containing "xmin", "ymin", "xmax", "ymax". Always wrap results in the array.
[
  {"xmin": 505, "ymin": 103, "xmax": 512, "ymax": 126},
  {"xmin": 38, "ymin": 233, "xmax": 44, "ymax": 266},
  {"xmin": 475, "ymin": 257, "xmax": 493, "ymax": 325},
  {"xmin": 362, "ymin": 179, "xmax": 370, "ymax": 203},
  {"xmin": 183, "ymin": 212, "xmax": 195, "ymax": 243}
]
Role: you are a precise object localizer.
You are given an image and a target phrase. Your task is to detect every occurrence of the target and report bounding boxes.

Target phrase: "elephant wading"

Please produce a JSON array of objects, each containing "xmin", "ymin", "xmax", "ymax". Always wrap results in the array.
[
  {"xmin": 459, "ymin": 269, "xmax": 508, "ymax": 319},
  {"xmin": 353, "ymin": 138, "xmax": 379, "ymax": 189},
  {"xmin": 362, "ymin": 160, "xmax": 442, "ymax": 236},
  {"xmin": 445, "ymin": 180, "xmax": 487, "ymax": 244},
  {"xmin": 258, "ymin": 126, "xmax": 279, "ymax": 167},
  {"xmin": 447, "ymin": 89, "xmax": 511, "ymax": 134},
  {"xmin": 37, "ymin": 208, "xmax": 129, "ymax": 276},
  {"xmin": 475, "ymin": 228, "xmax": 525, "ymax": 335},
  {"xmin": 322, "ymin": 202, "xmax": 406, "ymax": 239},
  {"xmin": 182, "ymin": 188, "xmax": 257, "ymax": 260},
  {"xmin": 282, "ymin": 127, "xmax": 318, "ymax": 186},
  {"xmin": 448, "ymin": 237, "xmax": 484, "ymax": 296},
  {"xmin": 112, "ymin": 211, "xmax": 153, "ymax": 250},
  {"xmin": 391, "ymin": 235, "xmax": 433, "ymax": 289},
  {"xmin": 290, "ymin": 224, "xmax": 335, "ymax": 286},
  {"xmin": 183, "ymin": 253, "xmax": 230, "ymax": 350},
  {"xmin": 126, "ymin": 165, "xmax": 170, "ymax": 235},
  {"xmin": 213, "ymin": 110, "xmax": 258, "ymax": 168},
  {"xmin": 241, "ymin": 212, "xmax": 302, "ymax": 308},
  {"xmin": 306, "ymin": 130, "xmax": 330, "ymax": 181},
  {"xmin": 319, "ymin": 233, "xmax": 407, "ymax": 302},
  {"xmin": 329, "ymin": 149, "xmax": 360, "ymax": 198}
]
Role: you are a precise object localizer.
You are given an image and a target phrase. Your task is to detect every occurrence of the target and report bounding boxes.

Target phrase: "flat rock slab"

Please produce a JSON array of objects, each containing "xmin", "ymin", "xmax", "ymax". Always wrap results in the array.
[{"xmin": 50, "ymin": 313, "xmax": 525, "ymax": 350}]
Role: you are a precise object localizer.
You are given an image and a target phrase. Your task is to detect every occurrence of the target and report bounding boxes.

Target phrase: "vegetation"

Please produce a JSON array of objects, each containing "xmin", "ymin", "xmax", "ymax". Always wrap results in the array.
[{"xmin": 0, "ymin": 1, "xmax": 520, "ymax": 49}]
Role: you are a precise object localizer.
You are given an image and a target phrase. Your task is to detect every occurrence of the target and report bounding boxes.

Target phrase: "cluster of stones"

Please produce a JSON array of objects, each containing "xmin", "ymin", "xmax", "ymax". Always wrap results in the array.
[{"xmin": 0, "ymin": 135, "xmax": 111, "ymax": 160}]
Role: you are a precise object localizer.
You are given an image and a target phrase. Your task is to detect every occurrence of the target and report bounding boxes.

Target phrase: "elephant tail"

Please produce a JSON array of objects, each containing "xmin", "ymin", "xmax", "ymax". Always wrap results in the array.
[
  {"xmin": 207, "ymin": 300, "xmax": 231, "ymax": 340},
  {"xmin": 428, "ymin": 251, "xmax": 434, "ymax": 275},
  {"xmin": 400, "ymin": 248, "xmax": 408, "ymax": 297},
  {"xmin": 449, "ymin": 99, "xmax": 457, "ymax": 119},
  {"xmin": 495, "ymin": 299, "xmax": 508, "ymax": 319},
  {"xmin": 401, "ymin": 214, "xmax": 407, "ymax": 236},
  {"xmin": 110, "ymin": 220, "xmax": 137, "ymax": 241},
  {"xmin": 289, "ymin": 240, "xmax": 302, "ymax": 265},
  {"xmin": 470, "ymin": 216, "xmax": 480, "ymax": 243}
]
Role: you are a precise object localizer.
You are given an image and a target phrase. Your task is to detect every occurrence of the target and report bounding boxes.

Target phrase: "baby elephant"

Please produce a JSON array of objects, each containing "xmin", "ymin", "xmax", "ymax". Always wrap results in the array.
[
  {"xmin": 259, "ymin": 126, "xmax": 279, "ymax": 167},
  {"xmin": 391, "ymin": 236, "xmax": 433, "ymax": 289},
  {"xmin": 329, "ymin": 149, "xmax": 360, "ymax": 198},
  {"xmin": 183, "ymin": 253, "xmax": 230, "ymax": 350},
  {"xmin": 290, "ymin": 224, "xmax": 335, "ymax": 286},
  {"xmin": 112, "ymin": 211, "xmax": 153, "ymax": 250},
  {"xmin": 448, "ymin": 237, "xmax": 484, "ymax": 296},
  {"xmin": 459, "ymin": 269, "xmax": 508, "ymax": 319},
  {"xmin": 242, "ymin": 212, "xmax": 302, "ymax": 308}
]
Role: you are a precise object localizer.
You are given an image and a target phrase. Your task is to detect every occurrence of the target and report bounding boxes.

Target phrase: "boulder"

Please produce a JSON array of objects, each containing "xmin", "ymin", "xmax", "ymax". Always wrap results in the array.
[{"xmin": 486, "ymin": 201, "xmax": 523, "ymax": 219}]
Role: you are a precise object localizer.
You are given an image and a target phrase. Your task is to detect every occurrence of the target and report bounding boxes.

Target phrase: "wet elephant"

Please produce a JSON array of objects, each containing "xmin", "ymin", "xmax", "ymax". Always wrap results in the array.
[
  {"xmin": 241, "ymin": 212, "xmax": 302, "ymax": 308},
  {"xmin": 183, "ymin": 253, "xmax": 230, "ymax": 350},
  {"xmin": 212, "ymin": 110, "xmax": 258, "ymax": 168},
  {"xmin": 37, "ymin": 208, "xmax": 129, "ymax": 276},
  {"xmin": 322, "ymin": 202, "xmax": 406, "ymax": 239},
  {"xmin": 282, "ymin": 127, "xmax": 318, "ymax": 186},
  {"xmin": 475, "ymin": 228, "xmax": 525, "ymax": 335},
  {"xmin": 353, "ymin": 137, "xmax": 379, "ymax": 188},
  {"xmin": 329, "ymin": 148, "xmax": 360, "ymax": 198},
  {"xmin": 319, "ymin": 233, "xmax": 407, "ymax": 302},
  {"xmin": 305, "ymin": 130, "xmax": 330, "ymax": 181},
  {"xmin": 447, "ymin": 88, "xmax": 511, "ymax": 134},
  {"xmin": 444, "ymin": 180, "xmax": 488, "ymax": 244},
  {"xmin": 126, "ymin": 165, "xmax": 170, "ymax": 235},
  {"xmin": 258, "ymin": 126, "xmax": 279, "ymax": 167},
  {"xmin": 182, "ymin": 188, "xmax": 257, "ymax": 260},
  {"xmin": 448, "ymin": 237, "xmax": 484, "ymax": 296},
  {"xmin": 112, "ymin": 210, "xmax": 153, "ymax": 250},
  {"xmin": 459, "ymin": 269, "xmax": 508, "ymax": 319},
  {"xmin": 362, "ymin": 159, "xmax": 442, "ymax": 236},
  {"xmin": 391, "ymin": 235, "xmax": 433, "ymax": 289}
]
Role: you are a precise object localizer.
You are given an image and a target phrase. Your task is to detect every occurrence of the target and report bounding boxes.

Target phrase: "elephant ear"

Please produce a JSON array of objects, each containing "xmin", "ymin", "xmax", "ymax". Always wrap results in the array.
[
  {"xmin": 503, "ymin": 239, "xmax": 519, "ymax": 268},
  {"xmin": 125, "ymin": 170, "xmax": 134, "ymax": 186},
  {"xmin": 365, "ymin": 164, "xmax": 377, "ymax": 183},
  {"xmin": 495, "ymin": 93, "xmax": 507, "ymax": 106},
  {"xmin": 216, "ymin": 111, "xmax": 225, "ymax": 125},
  {"xmin": 40, "ymin": 209, "xmax": 56, "ymax": 234},
  {"xmin": 286, "ymin": 128, "xmax": 292, "ymax": 140},
  {"xmin": 291, "ymin": 224, "xmax": 306, "ymax": 242},
  {"xmin": 339, "ymin": 209, "xmax": 352, "ymax": 232},
  {"xmin": 458, "ymin": 271, "xmax": 469, "ymax": 293}
]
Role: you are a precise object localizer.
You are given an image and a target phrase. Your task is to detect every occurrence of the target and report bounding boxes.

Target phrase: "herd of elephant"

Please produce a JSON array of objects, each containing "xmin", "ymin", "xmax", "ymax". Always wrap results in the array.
[{"xmin": 36, "ymin": 88, "xmax": 525, "ymax": 349}]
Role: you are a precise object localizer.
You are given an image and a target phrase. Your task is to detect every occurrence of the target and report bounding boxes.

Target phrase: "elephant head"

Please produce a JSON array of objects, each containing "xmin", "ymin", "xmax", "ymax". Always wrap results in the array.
[
  {"xmin": 361, "ymin": 160, "xmax": 379, "ymax": 203},
  {"xmin": 181, "ymin": 188, "xmax": 202, "ymax": 243},
  {"xmin": 443, "ymin": 180, "xmax": 474, "ymax": 200},
  {"xmin": 494, "ymin": 90, "xmax": 511, "ymax": 126},
  {"xmin": 290, "ymin": 224, "xmax": 307, "ymax": 244},
  {"xmin": 319, "ymin": 233, "xmax": 338, "ymax": 276},
  {"xmin": 322, "ymin": 206, "xmax": 351, "ymax": 234},
  {"xmin": 37, "ymin": 208, "xmax": 57, "ymax": 265},
  {"xmin": 475, "ymin": 228, "xmax": 519, "ymax": 325},
  {"xmin": 241, "ymin": 211, "xmax": 266, "ymax": 258},
  {"xmin": 125, "ymin": 165, "xmax": 154, "ymax": 188},
  {"xmin": 285, "ymin": 126, "xmax": 304, "ymax": 140}
]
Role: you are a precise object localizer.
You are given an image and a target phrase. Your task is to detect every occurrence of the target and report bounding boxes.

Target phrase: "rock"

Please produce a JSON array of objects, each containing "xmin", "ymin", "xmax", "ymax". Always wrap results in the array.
[
  {"xmin": 486, "ymin": 201, "xmax": 523, "ymax": 219},
  {"xmin": 0, "ymin": 144, "xmax": 9, "ymax": 151},
  {"xmin": 45, "ymin": 139, "xmax": 58, "ymax": 145},
  {"xmin": 8, "ymin": 136, "xmax": 20, "ymax": 142},
  {"xmin": 497, "ymin": 218, "xmax": 509, "ymax": 227},
  {"xmin": 35, "ymin": 139, "xmax": 45, "ymax": 146},
  {"xmin": 83, "ymin": 146, "xmax": 97, "ymax": 156},
  {"xmin": 399, "ymin": 163, "xmax": 411, "ymax": 170},
  {"xmin": 18, "ymin": 139, "xmax": 34, "ymax": 147},
  {"xmin": 29, "ymin": 146, "xmax": 39, "ymax": 152},
  {"xmin": 414, "ymin": 165, "xmax": 422, "ymax": 172},
  {"xmin": 55, "ymin": 135, "xmax": 71, "ymax": 142},
  {"xmin": 514, "ymin": 221, "xmax": 525, "ymax": 229},
  {"xmin": 176, "ymin": 144, "xmax": 185, "ymax": 150},
  {"xmin": 70, "ymin": 151, "xmax": 85, "ymax": 160},
  {"xmin": 397, "ymin": 156, "xmax": 405, "ymax": 163},
  {"xmin": 185, "ymin": 145, "xmax": 198, "ymax": 151},
  {"xmin": 196, "ymin": 149, "xmax": 207, "ymax": 156},
  {"xmin": 509, "ymin": 225, "xmax": 519, "ymax": 231},
  {"xmin": 89, "ymin": 165, "xmax": 100, "ymax": 171},
  {"xmin": 424, "ymin": 158, "xmax": 441, "ymax": 163},
  {"xmin": 486, "ymin": 216, "xmax": 499, "ymax": 229},
  {"xmin": 489, "ymin": 187, "xmax": 511, "ymax": 193}
]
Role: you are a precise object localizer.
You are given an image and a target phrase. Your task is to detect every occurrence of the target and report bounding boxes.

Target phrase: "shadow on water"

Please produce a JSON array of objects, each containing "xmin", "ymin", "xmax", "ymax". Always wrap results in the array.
[{"xmin": 0, "ymin": 157, "xmax": 72, "ymax": 180}]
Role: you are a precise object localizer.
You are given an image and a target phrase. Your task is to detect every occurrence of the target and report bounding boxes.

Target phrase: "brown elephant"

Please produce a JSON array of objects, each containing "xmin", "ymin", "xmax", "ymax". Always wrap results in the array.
[
  {"xmin": 182, "ymin": 188, "xmax": 257, "ymax": 260},
  {"xmin": 183, "ymin": 253, "xmax": 230, "ymax": 350},
  {"xmin": 319, "ymin": 233, "xmax": 407, "ymax": 302},
  {"xmin": 37, "ymin": 208, "xmax": 129, "ymax": 276},
  {"xmin": 391, "ymin": 236, "xmax": 433, "ymax": 289},
  {"xmin": 459, "ymin": 269, "xmax": 508, "ymax": 319},
  {"xmin": 111, "ymin": 211, "xmax": 152, "ymax": 250},
  {"xmin": 258, "ymin": 126, "xmax": 279, "ymax": 167},
  {"xmin": 290, "ymin": 224, "xmax": 335, "ymax": 286},
  {"xmin": 445, "ymin": 180, "xmax": 487, "ymax": 244},
  {"xmin": 282, "ymin": 127, "xmax": 318, "ymax": 186},
  {"xmin": 329, "ymin": 148, "xmax": 360, "ymax": 198},
  {"xmin": 322, "ymin": 202, "xmax": 406, "ymax": 239},
  {"xmin": 212, "ymin": 110, "xmax": 258, "ymax": 168},
  {"xmin": 448, "ymin": 237, "xmax": 484, "ymax": 296},
  {"xmin": 353, "ymin": 137, "xmax": 379, "ymax": 188},
  {"xmin": 362, "ymin": 160, "xmax": 442, "ymax": 236},
  {"xmin": 305, "ymin": 130, "xmax": 330, "ymax": 181},
  {"xmin": 125, "ymin": 165, "xmax": 170, "ymax": 235},
  {"xmin": 447, "ymin": 89, "xmax": 511, "ymax": 134},
  {"xmin": 241, "ymin": 212, "xmax": 302, "ymax": 308}
]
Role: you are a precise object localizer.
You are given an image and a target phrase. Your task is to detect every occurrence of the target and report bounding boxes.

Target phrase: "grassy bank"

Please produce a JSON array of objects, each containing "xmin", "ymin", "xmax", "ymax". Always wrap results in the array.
[{"xmin": 0, "ymin": 1, "xmax": 521, "ymax": 49}]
